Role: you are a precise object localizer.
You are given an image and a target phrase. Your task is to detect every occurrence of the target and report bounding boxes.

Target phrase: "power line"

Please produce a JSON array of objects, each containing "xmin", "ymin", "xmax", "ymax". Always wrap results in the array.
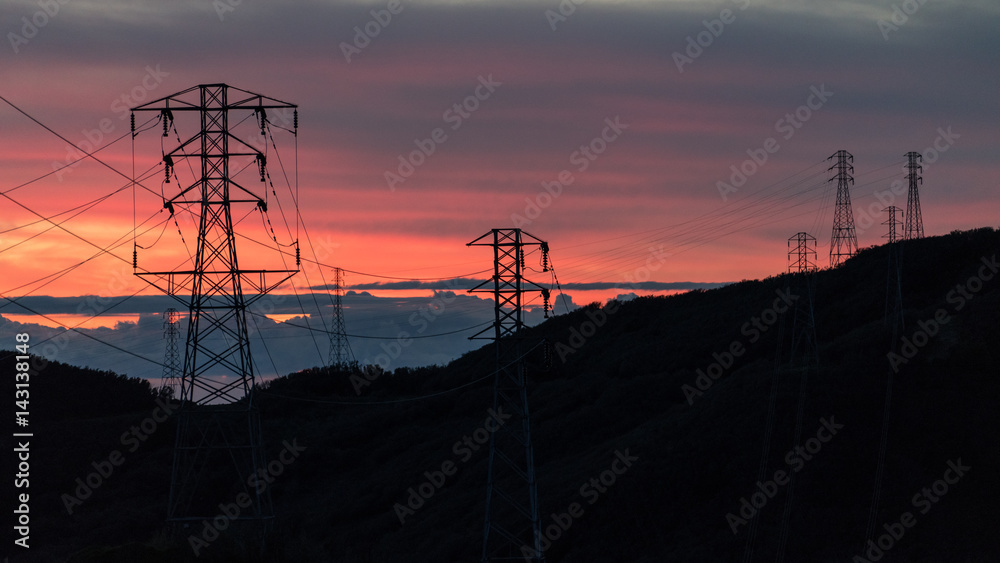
[
  {"xmin": 0, "ymin": 95, "xmax": 161, "ymax": 197},
  {"xmin": 0, "ymin": 210, "xmax": 167, "ymax": 306},
  {"xmin": 0, "ymin": 115, "xmax": 159, "ymax": 196},
  {"xmin": 232, "ymin": 229, "xmax": 494, "ymax": 283},
  {"xmin": 337, "ymin": 267, "xmax": 493, "ymax": 281},
  {"xmin": 246, "ymin": 310, "xmax": 491, "ymax": 340},
  {"xmin": 0, "ymin": 293, "xmax": 166, "ymax": 368},
  {"xmin": 829, "ymin": 150, "xmax": 859, "ymax": 267},
  {"xmin": 257, "ymin": 340, "xmax": 544, "ymax": 407}
]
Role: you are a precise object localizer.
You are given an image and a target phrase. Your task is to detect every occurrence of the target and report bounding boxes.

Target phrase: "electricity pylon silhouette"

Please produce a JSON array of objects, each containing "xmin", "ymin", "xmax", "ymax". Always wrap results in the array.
[
  {"xmin": 161, "ymin": 308, "xmax": 182, "ymax": 398},
  {"xmin": 865, "ymin": 197, "xmax": 908, "ymax": 558},
  {"xmin": 883, "ymin": 207, "xmax": 905, "ymax": 330},
  {"xmin": 774, "ymin": 256, "xmax": 820, "ymax": 562},
  {"xmin": 328, "ymin": 267, "xmax": 352, "ymax": 368},
  {"xmin": 468, "ymin": 229, "xmax": 550, "ymax": 563},
  {"xmin": 131, "ymin": 84, "xmax": 298, "ymax": 542},
  {"xmin": 788, "ymin": 232, "xmax": 817, "ymax": 273},
  {"xmin": 903, "ymin": 152, "xmax": 924, "ymax": 240},
  {"xmin": 883, "ymin": 206, "xmax": 903, "ymax": 244},
  {"xmin": 828, "ymin": 150, "xmax": 858, "ymax": 267}
]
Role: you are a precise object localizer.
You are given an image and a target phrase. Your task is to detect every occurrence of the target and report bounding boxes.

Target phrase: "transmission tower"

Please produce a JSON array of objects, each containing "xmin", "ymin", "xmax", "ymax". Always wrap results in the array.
[
  {"xmin": 828, "ymin": 149, "xmax": 858, "ymax": 267},
  {"xmin": 774, "ymin": 257, "xmax": 820, "ymax": 560},
  {"xmin": 882, "ymin": 206, "xmax": 903, "ymax": 244},
  {"xmin": 866, "ymin": 184, "xmax": 911, "ymax": 558},
  {"xmin": 883, "ymin": 207, "xmax": 905, "ymax": 330},
  {"xmin": 468, "ymin": 229, "xmax": 550, "ymax": 563},
  {"xmin": 903, "ymin": 152, "xmax": 924, "ymax": 240},
  {"xmin": 787, "ymin": 232, "xmax": 817, "ymax": 274},
  {"xmin": 161, "ymin": 308, "xmax": 182, "ymax": 397},
  {"xmin": 327, "ymin": 267, "xmax": 352, "ymax": 368},
  {"xmin": 131, "ymin": 84, "xmax": 298, "ymax": 540}
]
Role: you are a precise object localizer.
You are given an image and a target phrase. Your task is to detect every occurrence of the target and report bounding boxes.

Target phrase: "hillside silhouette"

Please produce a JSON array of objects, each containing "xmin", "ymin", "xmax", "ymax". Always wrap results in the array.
[{"xmin": 5, "ymin": 227, "xmax": 999, "ymax": 562}]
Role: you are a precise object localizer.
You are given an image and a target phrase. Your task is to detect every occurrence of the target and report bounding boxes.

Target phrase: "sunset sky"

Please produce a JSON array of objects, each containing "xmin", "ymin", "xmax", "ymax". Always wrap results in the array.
[{"xmin": 1, "ymin": 0, "xmax": 997, "ymax": 378}]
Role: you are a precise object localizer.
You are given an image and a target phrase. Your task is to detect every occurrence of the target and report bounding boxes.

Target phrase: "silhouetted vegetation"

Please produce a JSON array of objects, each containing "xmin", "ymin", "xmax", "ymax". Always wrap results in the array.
[{"xmin": 8, "ymin": 228, "xmax": 999, "ymax": 562}]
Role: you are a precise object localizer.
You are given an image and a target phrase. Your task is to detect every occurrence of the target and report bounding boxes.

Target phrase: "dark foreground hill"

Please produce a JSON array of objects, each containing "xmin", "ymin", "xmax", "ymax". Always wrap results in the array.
[{"xmin": 4, "ymin": 227, "xmax": 999, "ymax": 562}]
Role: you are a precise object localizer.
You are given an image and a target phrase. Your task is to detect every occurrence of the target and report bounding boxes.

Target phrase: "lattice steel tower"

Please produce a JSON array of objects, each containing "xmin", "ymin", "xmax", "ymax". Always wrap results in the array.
[
  {"xmin": 883, "ymin": 206, "xmax": 905, "ymax": 330},
  {"xmin": 883, "ymin": 206, "xmax": 903, "ymax": 244},
  {"xmin": 903, "ymin": 152, "xmax": 924, "ymax": 240},
  {"xmin": 160, "ymin": 308, "xmax": 182, "ymax": 397},
  {"xmin": 328, "ymin": 266, "xmax": 352, "ymax": 368},
  {"xmin": 788, "ymin": 232, "xmax": 817, "ymax": 274},
  {"xmin": 468, "ymin": 229, "xmax": 550, "ymax": 563},
  {"xmin": 775, "ymin": 250, "xmax": 820, "ymax": 561},
  {"xmin": 828, "ymin": 150, "xmax": 858, "ymax": 267},
  {"xmin": 131, "ymin": 84, "xmax": 298, "ymax": 538}
]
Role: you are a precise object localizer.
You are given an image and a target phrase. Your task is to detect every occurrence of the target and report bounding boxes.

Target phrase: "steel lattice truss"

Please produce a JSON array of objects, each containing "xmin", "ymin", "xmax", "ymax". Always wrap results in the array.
[
  {"xmin": 829, "ymin": 149, "xmax": 859, "ymax": 268},
  {"xmin": 883, "ymin": 206, "xmax": 903, "ymax": 244},
  {"xmin": 328, "ymin": 267, "xmax": 352, "ymax": 367},
  {"xmin": 131, "ymin": 84, "xmax": 297, "ymax": 534},
  {"xmin": 903, "ymin": 152, "xmax": 925, "ymax": 240},
  {"xmin": 134, "ymin": 84, "xmax": 297, "ymax": 405},
  {"xmin": 788, "ymin": 232, "xmax": 817, "ymax": 273},
  {"xmin": 469, "ymin": 229, "xmax": 548, "ymax": 563},
  {"xmin": 161, "ymin": 307, "xmax": 182, "ymax": 395}
]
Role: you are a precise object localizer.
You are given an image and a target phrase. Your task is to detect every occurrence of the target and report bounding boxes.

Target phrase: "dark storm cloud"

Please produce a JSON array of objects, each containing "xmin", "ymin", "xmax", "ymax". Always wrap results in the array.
[
  {"xmin": 309, "ymin": 278, "xmax": 729, "ymax": 291},
  {"xmin": 0, "ymin": 294, "xmax": 179, "ymax": 316},
  {"xmin": 0, "ymin": 290, "xmax": 502, "ymax": 378},
  {"xmin": 18, "ymin": 1, "xmax": 999, "ymax": 117},
  {"xmin": 559, "ymin": 281, "xmax": 729, "ymax": 291},
  {"xmin": 312, "ymin": 278, "xmax": 485, "ymax": 291},
  {"xmin": 11, "ymin": 0, "xmax": 996, "ymax": 200}
]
